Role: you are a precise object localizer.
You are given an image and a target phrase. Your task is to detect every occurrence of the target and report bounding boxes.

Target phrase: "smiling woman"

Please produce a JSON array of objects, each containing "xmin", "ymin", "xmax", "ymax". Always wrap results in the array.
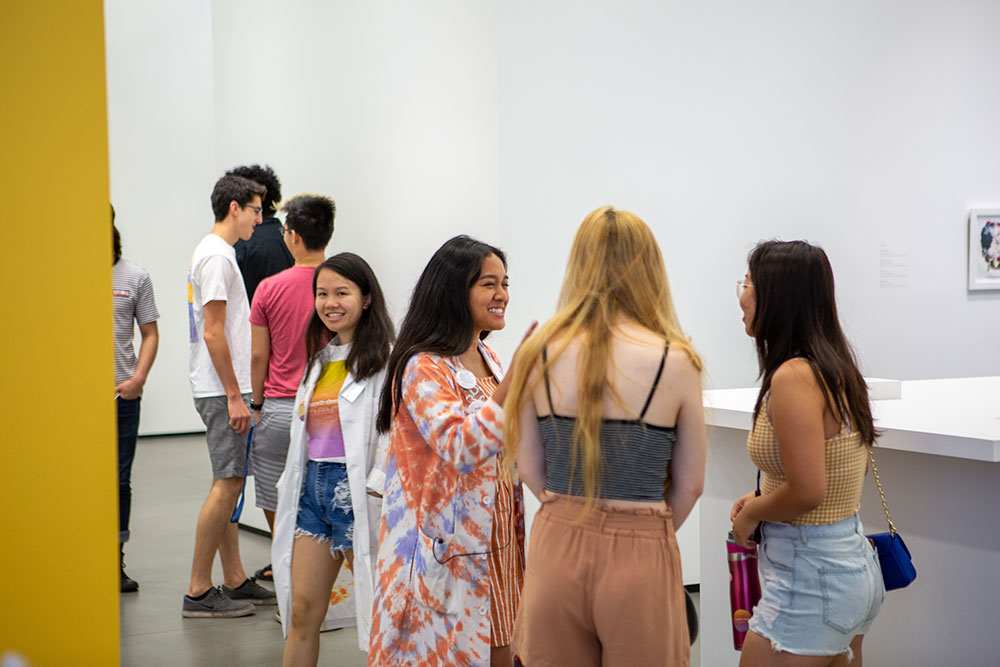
[
  {"xmin": 370, "ymin": 236, "xmax": 529, "ymax": 667},
  {"xmin": 314, "ymin": 269, "xmax": 368, "ymax": 343},
  {"xmin": 272, "ymin": 252, "xmax": 395, "ymax": 666},
  {"xmin": 468, "ymin": 253, "xmax": 509, "ymax": 334}
]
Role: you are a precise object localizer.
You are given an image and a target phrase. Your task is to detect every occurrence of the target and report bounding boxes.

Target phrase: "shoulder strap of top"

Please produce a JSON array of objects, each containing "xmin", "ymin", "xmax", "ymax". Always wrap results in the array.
[
  {"xmin": 541, "ymin": 346, "xmax": 555, "ymax": 415},
  {"xmin": 639, "ymin": 341, "xmax": 670, "ymax": 420}
]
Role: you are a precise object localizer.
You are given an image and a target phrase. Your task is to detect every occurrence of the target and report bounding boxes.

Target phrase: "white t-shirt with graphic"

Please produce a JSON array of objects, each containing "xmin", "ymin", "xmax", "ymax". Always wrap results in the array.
[{"xmin": 187, "ymin": 233, "xmax": 252, "ymax": 398}]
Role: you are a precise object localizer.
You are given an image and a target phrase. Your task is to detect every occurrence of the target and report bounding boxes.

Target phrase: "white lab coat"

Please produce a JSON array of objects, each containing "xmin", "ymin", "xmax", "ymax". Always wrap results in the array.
[{"xmin": 272, "ymin": 340, "xmax": 388, "ymax": 652}]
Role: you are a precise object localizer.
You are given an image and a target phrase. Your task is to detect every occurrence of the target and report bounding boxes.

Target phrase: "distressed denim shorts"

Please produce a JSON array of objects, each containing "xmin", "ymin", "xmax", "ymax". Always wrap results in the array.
[
  {"xmin": 749, "ymin": 514, "xmax": 884, "ymax": 660},
  {"xmin": 295, "ymin": 460, "xmax": 354, "ymax": 554}
]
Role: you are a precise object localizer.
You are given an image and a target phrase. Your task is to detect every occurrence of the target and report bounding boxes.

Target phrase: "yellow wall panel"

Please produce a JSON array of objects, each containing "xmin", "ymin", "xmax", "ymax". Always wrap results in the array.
[{"xmin": 0, "ymin": 1, "xmax": 118, "ymax": 664}]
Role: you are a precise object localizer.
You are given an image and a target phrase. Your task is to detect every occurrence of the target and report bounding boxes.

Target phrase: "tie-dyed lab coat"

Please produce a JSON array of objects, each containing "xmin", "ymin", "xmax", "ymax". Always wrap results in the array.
[{"xmin": 368, "ymin": 343, "xmax": 525, "ymax": 666}]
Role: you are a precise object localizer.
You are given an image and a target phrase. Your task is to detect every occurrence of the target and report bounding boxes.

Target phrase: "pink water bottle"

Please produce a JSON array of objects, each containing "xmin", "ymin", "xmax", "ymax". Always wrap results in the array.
[{"xmin": 727, "ymin": 530, "xmax": 761, "ymax": 650}]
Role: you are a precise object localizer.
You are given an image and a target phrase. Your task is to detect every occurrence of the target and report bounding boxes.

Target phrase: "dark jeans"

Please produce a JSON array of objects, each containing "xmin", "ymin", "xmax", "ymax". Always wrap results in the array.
[{"xmin": 117, "ymin": 396, "xmax": 141, "ymax": 543}]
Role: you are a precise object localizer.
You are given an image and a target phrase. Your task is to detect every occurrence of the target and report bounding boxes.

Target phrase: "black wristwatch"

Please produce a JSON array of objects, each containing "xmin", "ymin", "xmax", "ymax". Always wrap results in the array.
[{"xmin": 250, "ymin": 400, "xmax": 264, "ymax": 411}]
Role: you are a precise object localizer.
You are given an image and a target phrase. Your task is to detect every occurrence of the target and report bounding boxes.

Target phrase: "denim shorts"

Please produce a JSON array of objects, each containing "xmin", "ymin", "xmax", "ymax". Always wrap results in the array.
[
  {"xmin": 295, "ymin": 460, "xmax": 355, "ymax": 554},
  {"xmin": 749, "ymin": 514, "xmax": 884, "ymax": 660}
]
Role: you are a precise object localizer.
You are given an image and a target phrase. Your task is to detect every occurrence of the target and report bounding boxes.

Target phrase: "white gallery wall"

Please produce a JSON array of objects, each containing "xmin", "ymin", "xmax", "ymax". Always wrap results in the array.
[
  {"xmin": 495, "ymin": 0, "xmax": 1000, "ymax": 390},
  {"xmin": 105, "ymin": 0, "xmax": 218, "ymax": 434}
]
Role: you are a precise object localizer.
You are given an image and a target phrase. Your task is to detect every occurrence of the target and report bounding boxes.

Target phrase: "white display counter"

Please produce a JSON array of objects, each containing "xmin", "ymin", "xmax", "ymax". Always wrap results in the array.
[{"xmin": 699, "ymin": 377, "xmax": 1000, "ymax": 667}]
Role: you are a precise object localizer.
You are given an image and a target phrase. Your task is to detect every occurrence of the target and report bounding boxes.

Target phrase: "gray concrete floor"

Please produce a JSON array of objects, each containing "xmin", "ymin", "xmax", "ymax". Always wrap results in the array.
[{"xmin": 121, "ymin": 434, "xmax": 701, "ymax": 666}]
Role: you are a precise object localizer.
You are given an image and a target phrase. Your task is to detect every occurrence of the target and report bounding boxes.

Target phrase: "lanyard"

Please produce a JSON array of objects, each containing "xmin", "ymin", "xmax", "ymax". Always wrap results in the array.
[{"xmin": 229, "ymin": 424, "xmax": 254, "ymax": 523}]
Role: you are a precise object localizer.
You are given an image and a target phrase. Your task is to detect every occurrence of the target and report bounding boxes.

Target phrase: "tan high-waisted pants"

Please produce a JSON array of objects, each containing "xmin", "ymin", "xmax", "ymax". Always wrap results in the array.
[{"xmin": 512, "ymin": 491, "xmax": 689, "ymax": 667}]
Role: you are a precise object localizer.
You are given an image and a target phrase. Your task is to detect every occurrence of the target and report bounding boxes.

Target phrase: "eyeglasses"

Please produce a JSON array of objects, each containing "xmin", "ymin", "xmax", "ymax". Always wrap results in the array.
[
  {"xmin": 244, "ymin": 204, "xmax": 262, "ymax": 215},
  {"xmin": 280, "ymin": 224, "xmax": 289, "ymax": 234},
  {"xmin": 736, "ymin": 278, "xmax": 753, "ymax": 298}
]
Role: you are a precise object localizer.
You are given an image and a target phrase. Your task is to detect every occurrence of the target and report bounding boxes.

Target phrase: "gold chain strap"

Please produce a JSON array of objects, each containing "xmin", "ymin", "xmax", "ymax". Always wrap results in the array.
[{"xmin": 869, "ymin": 450, "xmax": 896, "ymax": 536}]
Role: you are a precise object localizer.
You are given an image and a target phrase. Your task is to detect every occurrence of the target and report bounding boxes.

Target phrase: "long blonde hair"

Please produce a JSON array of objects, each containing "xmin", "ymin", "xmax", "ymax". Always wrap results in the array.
[{"xmin": 504, "ymin": 206, "xmax": 701, "ymax": 506}]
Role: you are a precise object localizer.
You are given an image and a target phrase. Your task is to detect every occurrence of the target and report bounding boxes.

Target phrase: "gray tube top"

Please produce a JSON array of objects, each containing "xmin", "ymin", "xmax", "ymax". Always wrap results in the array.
[
  {"xmin": 538, "ymin": 415, "xmax": 676, "ymax": 501},
  {"xmin": 538, "ymin": 340, "xmax": 675, "ymax": 501}
]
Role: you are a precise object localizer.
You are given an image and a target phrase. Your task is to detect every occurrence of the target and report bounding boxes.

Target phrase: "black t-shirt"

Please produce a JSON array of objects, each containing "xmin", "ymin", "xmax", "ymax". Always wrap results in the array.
[{"xmin": 234, "ymin": 218, "xmax": 294, "ymax": 304}]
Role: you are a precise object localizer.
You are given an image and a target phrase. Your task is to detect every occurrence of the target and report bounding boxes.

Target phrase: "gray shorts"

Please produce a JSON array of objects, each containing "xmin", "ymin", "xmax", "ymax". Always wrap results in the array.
[
  {"xmin": 193, "ymin": 393, "xmax": 251, "ymax": 479},
  {"xmin": 251, "ymin": 397, "xmax": 294, "ymax": 512}
]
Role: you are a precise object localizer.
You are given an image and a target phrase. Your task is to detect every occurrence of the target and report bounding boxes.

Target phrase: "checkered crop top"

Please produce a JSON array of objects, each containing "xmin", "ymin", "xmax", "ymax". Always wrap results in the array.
[{"xmin": 747, "ymin": 397, "xmax": 868, "ymax": 526}]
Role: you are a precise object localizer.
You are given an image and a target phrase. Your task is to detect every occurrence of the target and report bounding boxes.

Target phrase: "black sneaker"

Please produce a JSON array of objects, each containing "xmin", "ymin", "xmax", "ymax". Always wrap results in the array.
[
  {"xmin": 222, "ymin": 578, "xmax": 277, "ymax": 605},
  {"xmin": 254, "ymin": 562, "xmax": 273, "ymax": 582},
  {"xmin": 121, "ymin": 563, "xmax": 139, "ymax": 593},
  {"xmin": 182, "ymin": 587, "xmax": 255, "ymax": 618}
]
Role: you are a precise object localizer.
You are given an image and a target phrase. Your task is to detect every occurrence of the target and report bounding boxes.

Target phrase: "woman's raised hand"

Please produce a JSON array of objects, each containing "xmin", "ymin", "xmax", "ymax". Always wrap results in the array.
[{"xmin": 491, "ymin": 321, "xmax": 539, "ymax": 407}]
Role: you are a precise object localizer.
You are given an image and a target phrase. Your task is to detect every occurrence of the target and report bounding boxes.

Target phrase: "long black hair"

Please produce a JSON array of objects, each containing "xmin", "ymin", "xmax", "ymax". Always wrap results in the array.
[
  {"xmin": 748, "ymin": 240, "xmax": 875, "ymax": 445},
  {"xmin": 303, "ymin": 253, "xmax": 395, "ymax": 381},
  {"xmin": 112, "ymin": 204, "xmax": 121, "ymax": 264},
  {"xmin": 376, "ymin": 235, "xmax": 506, "ymax": 433}
]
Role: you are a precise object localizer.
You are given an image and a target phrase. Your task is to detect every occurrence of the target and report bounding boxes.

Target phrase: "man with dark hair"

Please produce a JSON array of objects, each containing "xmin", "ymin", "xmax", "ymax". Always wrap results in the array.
[
  {"xmin": 228, "ymin": 164, "xmax": 293, "ymax": 303},
  {"xmin": 112, "ymin": 205, "xmax": 160, "ymax": 593},
  {"xmin": 183, "ymin": 174, "xmax": 276, "ymax": 618},
  {"xmin": 248, "ymin": 194, "xmax": 335, "ymax": 581}
]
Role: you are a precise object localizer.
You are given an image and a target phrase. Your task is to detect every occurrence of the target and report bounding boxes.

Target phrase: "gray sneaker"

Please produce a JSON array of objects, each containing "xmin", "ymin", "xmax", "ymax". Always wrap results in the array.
[
  {"xmin": 222, "ymin": 578, "xmax": 278, "ymax": 605},
  {"xmin": 182, "ymin": 587, "xmax": 255, "ymax": 618}
]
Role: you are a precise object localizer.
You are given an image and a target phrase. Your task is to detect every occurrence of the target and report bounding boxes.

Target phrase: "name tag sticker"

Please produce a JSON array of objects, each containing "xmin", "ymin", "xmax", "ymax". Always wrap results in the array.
[{"xmin": 113, "ymin": 290, "xmax": 130, "ymax": 297}]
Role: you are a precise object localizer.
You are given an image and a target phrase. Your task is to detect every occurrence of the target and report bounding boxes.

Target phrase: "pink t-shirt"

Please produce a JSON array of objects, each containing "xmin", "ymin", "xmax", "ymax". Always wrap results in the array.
[{"xmin": 249, "ymin": 265, "xmax": 316, "ymax": 398}]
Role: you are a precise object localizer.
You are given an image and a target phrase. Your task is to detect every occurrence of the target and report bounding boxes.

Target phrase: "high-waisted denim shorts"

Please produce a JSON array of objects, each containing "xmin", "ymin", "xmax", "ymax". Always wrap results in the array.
[
  {"xmin": 295, "ymin": 460, "xmax": 354, "ymax": 555},
  {"xmin": 749, "ymin": 514, "xmax": 884, "ymax": 660}
]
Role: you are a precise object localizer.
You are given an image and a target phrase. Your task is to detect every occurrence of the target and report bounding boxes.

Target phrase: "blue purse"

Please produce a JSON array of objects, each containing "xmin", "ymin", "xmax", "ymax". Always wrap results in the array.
[{"xmin": 865, "ymin": 451, "xmax": 917, "ymax": 591}]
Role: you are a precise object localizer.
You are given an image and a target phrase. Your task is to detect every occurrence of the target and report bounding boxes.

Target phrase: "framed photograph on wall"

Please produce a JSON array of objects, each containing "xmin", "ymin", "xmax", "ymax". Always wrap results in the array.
[{"xmin": 968, "ymin": 209, "xmax": 1000, "ymax": 290}]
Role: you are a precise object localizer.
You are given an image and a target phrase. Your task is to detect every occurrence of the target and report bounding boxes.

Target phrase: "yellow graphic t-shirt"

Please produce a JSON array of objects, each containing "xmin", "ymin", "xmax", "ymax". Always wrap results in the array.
[{"xmin": 307, "ymin": 360, "xmax": 349, "ymax": 461}]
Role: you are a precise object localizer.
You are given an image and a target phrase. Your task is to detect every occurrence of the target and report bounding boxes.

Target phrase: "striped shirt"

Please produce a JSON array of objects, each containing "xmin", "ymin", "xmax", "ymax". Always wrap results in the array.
[
  {"xmin": 478, "ymin": 375, "xmax": 523, "ymax": 647},
  {"xmin": 112, "ymin": 259, "xmax": 160, "ymax": 385},
  {"xmin": 747, "ymin": 398, "xmax": 868, "ymax": 526},
  {"xmin": 539, "ymin": 416, "xmax": 675, "ymax": 501},
  {"xmin": 537, "ymin": 341, "xmax": 674, "ymax": 501}
]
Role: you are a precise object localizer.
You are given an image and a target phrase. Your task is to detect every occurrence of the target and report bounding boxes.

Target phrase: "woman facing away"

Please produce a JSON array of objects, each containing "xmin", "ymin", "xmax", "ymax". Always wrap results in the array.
[
  {"xmin": 730, "ymin": 240, "xmax": 884, "ymax": 667},
  {"xmin": 272, "ymin": 253, "xmax": 395, "ymax": 666},
  {"xmin": 503, "ymin": 206, "xmax": 706, "ymax": 666},
  {"xmin": 368, "ymin": 236, "xmax": 534, "ymax": 667}
]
